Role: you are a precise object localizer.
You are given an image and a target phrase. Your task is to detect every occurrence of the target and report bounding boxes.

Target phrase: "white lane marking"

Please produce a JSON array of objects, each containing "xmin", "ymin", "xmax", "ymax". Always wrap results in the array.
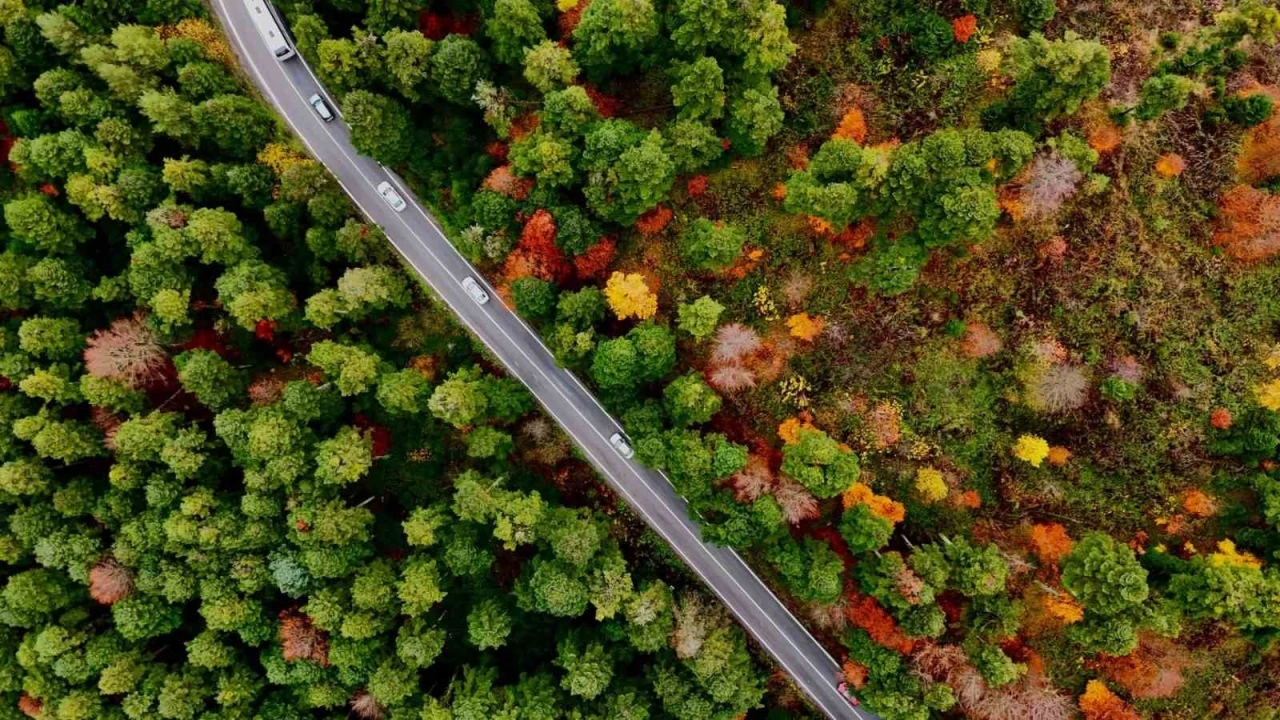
[{"xmin": 219, "ymin": 7, "xmax": 864, "ymax": 718}]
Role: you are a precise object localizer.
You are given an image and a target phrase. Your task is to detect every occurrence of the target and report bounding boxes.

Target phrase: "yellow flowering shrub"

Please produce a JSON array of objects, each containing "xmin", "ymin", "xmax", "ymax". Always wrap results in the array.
[
  {"xmin": 1013, "ymin": 434, "xmax": 1050, "ymax": 467},
  {"xmin": 170, "ymin": 18, "xmax": 233, "ymax": 66},
  {"xmin": 1208, "ymin": 539, "xmax": 1262, "ymax": 569},
  {"xmin": 914, "ymin": 467, "xmax": 947, "ymax": 504},
  {"xmin": 604, "ymin": 272, "xmax": 657, "ymax": 320},
  {"xmin": 777, "ymin": 417, "xmax": 815, "ymax": 445},
  {"xmin": 1257, "ymin": 379, "xmax": 1280, "ymax": 411}
]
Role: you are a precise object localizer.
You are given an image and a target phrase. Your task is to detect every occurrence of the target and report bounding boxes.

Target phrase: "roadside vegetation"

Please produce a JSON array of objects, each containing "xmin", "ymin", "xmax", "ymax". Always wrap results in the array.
[
  {"xmin": 0, "ymin": 2, "xmax": 773, "ymax": 719},
  {"xmin": 4, "ymin": 0, "xmax": 1280, "ymax": 718}
]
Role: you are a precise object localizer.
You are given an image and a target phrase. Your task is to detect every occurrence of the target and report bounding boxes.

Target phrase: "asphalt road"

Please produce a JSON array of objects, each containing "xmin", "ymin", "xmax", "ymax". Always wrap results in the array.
[{"xmin": 211, "ymin": 2, "xmax": 875, "ymax": 718}]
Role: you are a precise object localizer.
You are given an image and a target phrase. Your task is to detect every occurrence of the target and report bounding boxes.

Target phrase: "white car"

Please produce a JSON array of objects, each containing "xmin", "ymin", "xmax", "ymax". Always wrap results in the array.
[
  {"xmin": 376, "ymin": 181, "xmax": 406, "ymax": 212},
  {"xmin": 308, "ymin": 93, "xmax": 334, "ymax": 122},
  {"xmin": 609, "ymin": 433, "xmax": 634, "ymax": 459},
  {"xmin": 461, "ymin": 277, "xmax": 489, "ymax": 305}
]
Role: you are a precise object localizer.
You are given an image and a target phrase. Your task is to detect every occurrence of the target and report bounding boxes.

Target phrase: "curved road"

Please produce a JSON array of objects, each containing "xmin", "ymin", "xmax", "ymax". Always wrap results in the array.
[{"xmin": 211, "ymin": 2, "xmax": 873, "ymax": 718}]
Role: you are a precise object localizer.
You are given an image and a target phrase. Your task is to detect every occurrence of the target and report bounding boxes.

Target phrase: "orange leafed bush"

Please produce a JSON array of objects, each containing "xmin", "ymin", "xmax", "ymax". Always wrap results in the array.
[
  {"xmin": 1212, "ymin": 184, "xmax": 1280, "ymax": 262},
  {"xmin": 845, "ymin": 592, "xmax": 914, "ymax": 654},
  {"xmin": 1044, "ymin": 594, "xmax": 1084, "ymax": 625},
  {"xmin": 1082, "ymin": 101, "xmax": 1124, "ymax": 154},
  {"xmin": 1181, "ymin": 489, "xmax": 1217, "ymax": 518},
  {"xmin": 956, "ymin": 489, "xmax": 982, "ymax": 509},
  {"xmin": 167, "ymin": 18, "xmax": 233, "ymax": 65},
  {"xmin": 807, "ymin": 215, "xmax": 834, "ymax": 236},
  {"xmin": 786, "ymin": 313, "xmax": 824, "ymax": 341},
  {"xmin": 842, "ymin": 660, "xmax": 869, "ymax": 689},
  {"xmin": 1154, "ymin": 153, "xmax": 1186, "ymax": 178},
  {"xmin": 952, "ymin": 14, "xmax": 978, "ymax": 43},
  {"xmin": 959, "ymin": 322, "xmax": 1002, "ymax": 359},
  {"xmin": 1079, "ymin": 680, "xmax": 1141, "ymax": 720},
  {"xmin": 833, "ymin": 108, "xmax": 868, "ymax": 143},
  {"xmin": 843, "ymin": 482, "xmax": 906, "ymax": 524},
  {"xmin": 1210, "ymin": 407, "xmax": 1233, "ymax": 430},
  {"xmin": 772, "ymin": 183, "xmax": 788, "ymax": 202},
  {"xmin": 1047, "ymin": 446, "xmax": 1071, "ymax": 467},
  {"xmin": 1029, "ymin": 523, "xmax": 1074, "ymax": 565},
  {"xmin": 88, "ymin": 559, "xmax": 134, "ymax": 605},
  {"xmin": 635, "ymin": 205, "xmax": 673, "ymax": 235},
  {"xmin": 1237, "ymin": 86, "xmax": 1279, "ymax": 184},
  {"xmin": 503, "ymin": 209, "xmax": 569, "ymax": 283}
]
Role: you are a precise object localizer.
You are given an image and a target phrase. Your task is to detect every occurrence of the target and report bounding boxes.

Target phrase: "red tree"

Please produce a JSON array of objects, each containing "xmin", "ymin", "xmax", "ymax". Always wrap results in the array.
[{"xmin": 574, "ymin": 238, "xmax": 616, "ymax": 280}]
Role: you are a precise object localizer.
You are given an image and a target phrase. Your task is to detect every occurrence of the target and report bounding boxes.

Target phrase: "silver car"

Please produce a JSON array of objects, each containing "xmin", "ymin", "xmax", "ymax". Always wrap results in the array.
[
  {"xmin": 609, "ymin": 433, "xmax": 634, "ymax": 459},
  {"xmin": 376, "ymin": 181, "xmax": 406, "ymax": 212},
  {"xmin": 461, "ymin": 277, "xmax": 489, "ymax": 305},
  {"xmin": 308, "ymin": 93, "xmax": 334, "ymax": 122}
]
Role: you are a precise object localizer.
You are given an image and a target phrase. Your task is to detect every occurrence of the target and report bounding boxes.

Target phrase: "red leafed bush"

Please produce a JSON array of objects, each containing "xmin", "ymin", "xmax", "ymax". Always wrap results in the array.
[
  {"xmin": 353, "ymin": 414, "xmax": 392, "ymax": 458},
  {"xmin": 774, "ymin": 477, "xmax": 819, "ymax": 524},
  {"xmin": 635, "ymin": 205, "xmax": 673, "ymax": 235},
  {"xmin": 558, "ymin": 0, "xmax": 591, "ymax": 36},
  {"xmin": 88, "ymin": 558, "xmax": 134, "ymax": 605},
  {"xmin": 84, "ymin": 314, "xmax": 170, "ymax": 390},
  {"xmin": 582, "ymin": 82, "xmax": 622, "ymax": 117},
  {"xmin": 687, "ymin": 175, "xmax": 709, "ymax": 196},
  {"xmin": 486, "ymin": 141, "xmax": 509, "ymax": 163},
  {"xmin": 574, "ymin": 237, "xmax": 616, "ymax": 280},
  {"xmin": 730, "ymin": 454, "xmax": 774, "ymax": 502},
  {"xmin": 504, "ymin": 209, "xmax": 570, "ymax": 283},
  {"xmin": 952, "ymin": 14, "xmax": 978, "ymax": 43},
  {"xmin": 18, "ymin": 694, "xmax": 41, "ymax": 719},
  {"xmin": 279, "ymin": 611, "xmax": 331, "ymax": 667}
]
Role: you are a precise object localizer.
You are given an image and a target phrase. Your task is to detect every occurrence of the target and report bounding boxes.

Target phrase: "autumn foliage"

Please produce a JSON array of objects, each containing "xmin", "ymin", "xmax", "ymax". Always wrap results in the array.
[
  {"xmin": 635, "ymin": 205, "xmax": 673, "ymax": 235},
  {"xmin": 604, "ymin": 272, "xmax": 658, "ymax": 320},
  {"xmin": 482, "ymin": 165, "xmax": 534, "ymax": 200},
  {"xmin": 786, "ymin": 312, "xmax": 824, "ymax": 342},
  {"xmin": 1028, "ymin": 523, "xmax": 1074, "ymax": 565},
  {"xmin": 845, "ymin": 592, "xmax": 914, "ymax": 654},
  {"xmin": 842, "ymin": 482, "xmax": 906, "ymax": 524},
  {"xmin": 573, "ymin": 238, "xmax": 616, "ymax": 280},
  {"xmin": 279, "ymin": 611, "xmax": 331, "ymax": 667},
  {"xmin": 1154, "ymin": 153, "xmax": 1186, "ymax": 178},
  {"xmin": 88, "ymin": 559, "xmax": 135, "ymax": 605},
  {"xmin": 1212, "ymin": 184, "xmax": 1280, "ymax": 262},
  {"xmin": 1237, "ymin": 86, "xmax": 1280, "ymax": 184},
  {"xmin": 833, "ymin": 108, "xmax": 868, "ymax": 143},
  {"xmin": 952, "ymin": 14, "xmax": 978, "ymax": 43},
  {"xmin": 503, "ymin": 209, "xmax": 570, "ymax": 283},
  {"xmin": 1078, "ymin": 680, "xmax": 1141, "ymax": 720}
]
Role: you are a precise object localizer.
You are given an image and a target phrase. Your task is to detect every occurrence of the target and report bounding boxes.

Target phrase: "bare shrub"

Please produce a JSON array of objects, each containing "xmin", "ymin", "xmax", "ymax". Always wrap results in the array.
[
  {"xmin": 1027, "ymin": 365, "xmax": 1090, "ymax": 412},
  {"xmin": 730, "ymin": 455, "xmax": 775, "ymax": 502},
  {"xmin": 711, "ymin": 323, "xmax": 762, "ymax": 364},
  {"xmin": 773, "ymin": 477, "xmax": 819, "ymax": 524},
  {"xmin": 280, "ymin": 611, "xmax": 331, "ymax": 667},
  {"xmin": 1020, "ymin": 152, "xmax": 1082, "ymax": 219},
  {"xmin": 349, "ymin": 691, "xmax": 385, "ymax": 720},
  {"xmin": 84, "ymin": 314, "xmax": 169, "ymax": 389},
  {"xmin": 88, "ymin": 558, "xmax": 134, "ymax": 605},
  {"xmin": 960, "ymin": 322, "xmax": 1002, "ymax": 359},
  {"xmin": 708, "ymin": 364, "xmax": 757, "ymax": 393}
]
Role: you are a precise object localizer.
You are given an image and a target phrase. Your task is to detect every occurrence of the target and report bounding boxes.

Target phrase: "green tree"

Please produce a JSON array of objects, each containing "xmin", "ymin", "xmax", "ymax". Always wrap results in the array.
[
  {"xmin": 428, "ymin": 366, "xmax": 489, "ymax": 428},
  {"xmin": 523, "ymin": 40, "xmax": 579, "ymax": 93},
  {"xmin": 193, "ymin": 94, "xmax": 275, "ymax": 159},
  {"xmin": 1133, "ymin": 73, "xmax": 1198, "ymax": 121},
  {"xmin": 344, "ymin": 90, "xmax": 415, "ymax": 166},
  {"xmin": 671, "ymin": 56, "xmax": 725, "ymax": 121},
  {"xmin": 676, "ymin": 295, "xmax": 723, "ymax": 339},
  {"xmin": 430, "ymin": 35, "xmax": 490, "ymax": 105},
  {"xmin": 487, "ymin": 0, "xmax": 545, "ymax": 67},
  {"xmin": 725, "ymin": 83, "xmax": 783, "ymax": 156},
  {"xmin": 583, "ymin": 128, "xmax": 674, "ymax": 224},
  {"xmin": 780, "ymin": 428, "xmax": 861, "ymax": 498},
  {"xmin": 1061, "ymin": 532, "xmax": 1149, "ymax": 615},
  {"xmin": 467, "ymin": 598, "xmax": 513, "ymax": 649},
  {"xmin": 377, "ymin": 369, "xmax": 432, "ymax": 415},
  {"xmin": 174, "ymin": 349, "xmax": 244, "ymax": 410},
  {"xmin": 555, "ymin": 634, "xmax": 614, "ymax": 700},
  {"xmin": 383, "ymin": 28, "xmax": 434, "ymax": 101},
  {"xmin": 1003, "ymin": 32, "xmax": 1111, "ymax": 123},
  {"xmin": 4, "ymin": 194, "xmax": 92, "ymax": 254},
  {"xmin": 308, "ymin": 341, "xmax": 383, "ymax": 397},
  {"xmin": 214, "ymin": 260, "xmax": 296, "ymax": 330},
  {"xmin": 679, "ymin": 218, "xmax": 745, "ymax": 270},
  {"xmin": 315, "ymin": 425, "xmax": 374, "ymax": 486},
  {"xmin": 663, "ymin": 373, "xmax": 721, "ymax": 427},
  {"xmin": 573, "ymin": 0, "xmax": 659, "ymax": 73},
  {"xmin": 18, "ymin": 317, "xmax": 82, "ymax": 360}
]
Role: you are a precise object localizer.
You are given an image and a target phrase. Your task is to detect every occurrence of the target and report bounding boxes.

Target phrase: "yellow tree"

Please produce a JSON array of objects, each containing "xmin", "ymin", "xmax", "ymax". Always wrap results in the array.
[{"xmin": 604, "ymin": 272, "xmax": 657, "ymax": 320}]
